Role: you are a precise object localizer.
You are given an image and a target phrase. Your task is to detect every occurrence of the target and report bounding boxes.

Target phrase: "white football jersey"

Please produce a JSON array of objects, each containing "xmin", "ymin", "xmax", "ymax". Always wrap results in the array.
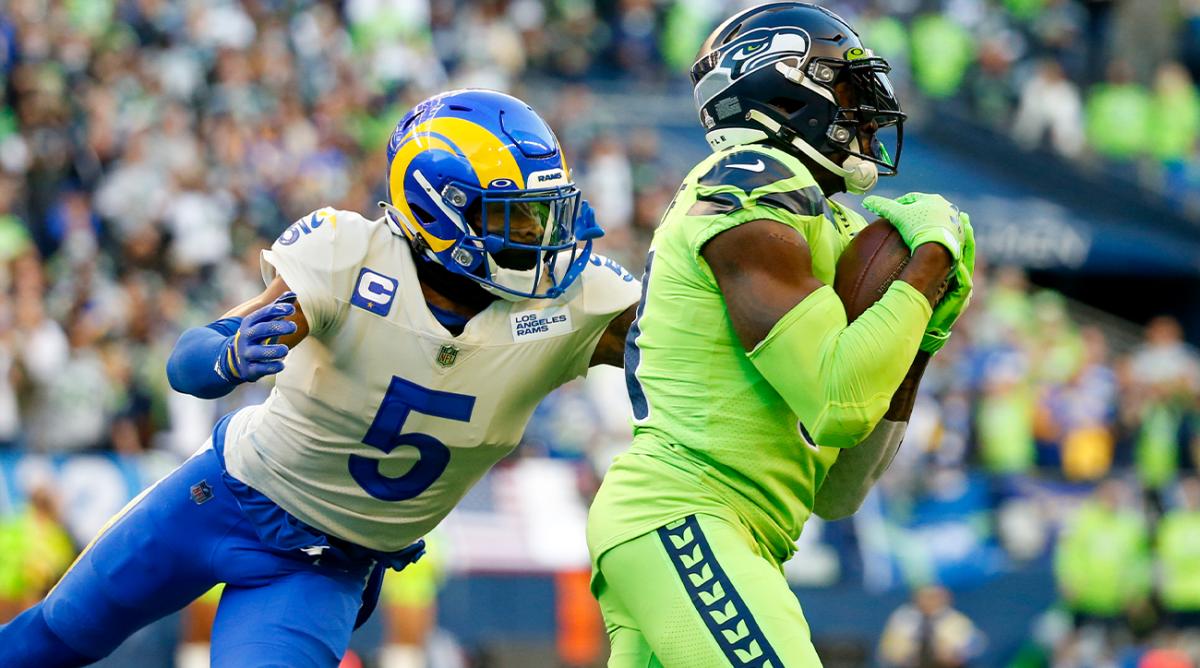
[{"xmin": 220, "ymin": 207, "xmax": 640, "ymax": 552}]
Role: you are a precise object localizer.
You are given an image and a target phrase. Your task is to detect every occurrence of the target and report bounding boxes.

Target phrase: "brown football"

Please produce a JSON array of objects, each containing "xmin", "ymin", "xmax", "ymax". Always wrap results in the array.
[{"xmin": 833, "ymin": 218, "xmax": 914, "ymax": 323}]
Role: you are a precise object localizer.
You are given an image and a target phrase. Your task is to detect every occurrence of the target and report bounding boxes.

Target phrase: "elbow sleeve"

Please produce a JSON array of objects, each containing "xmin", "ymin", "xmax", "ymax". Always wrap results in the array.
[
  {"xmin": 814, "ymin": 419, "xmax": 908, "ymax": 520},
  {"xmin": 747, "ymin": 282, "xmax": 930, "ymax": 447}
]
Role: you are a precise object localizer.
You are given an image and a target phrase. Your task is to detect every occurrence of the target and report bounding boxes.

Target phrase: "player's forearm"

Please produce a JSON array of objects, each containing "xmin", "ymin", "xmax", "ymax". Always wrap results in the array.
[
  {"xmin": 166, "ymin": 319, "xmax": 244, "ymax": 399},
  {"xmin": 885, "ymin": 351, "xmax": 931, "ymax": 422},
  {"xmin": 748, "ymin": 282, "xmax": 930, "ymax": 447},
  {"xmin": 168, "ymin": 293, "xmax": 298, "ymax": 399},
  {"xmin": 813, "ymin": 418, "xmax": 907, "ymax": 520},
  {"xmin": 878, "ymin": 247, "xmax": 946, "ymax": 420},
  {"xmin": 897, "ymin": 243, "xmax": 954, "ymax": 306},
  {"xmin": 811, "ymin": 332, "xmax": 935, "ymax": 519}
]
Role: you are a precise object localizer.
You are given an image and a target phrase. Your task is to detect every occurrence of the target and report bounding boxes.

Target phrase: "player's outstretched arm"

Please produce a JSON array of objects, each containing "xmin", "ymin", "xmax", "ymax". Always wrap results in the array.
[
  {"xmin": 166, "ymin": 276, "xmax": 310, "ymax": 399},
  {"xmin": 589, "ymin": 303, "xmax": 637, "ymax": 367},
  {"xmin": 219, "ymin": 275, "xmax": 311, "ymax": 342},
  {"xmin": 703, "ymin": 220, "xmax": 951, "ymax": 448},
  {"xmin": 812, "ymin": 197, "xmax": 976, "ymax": 515}
]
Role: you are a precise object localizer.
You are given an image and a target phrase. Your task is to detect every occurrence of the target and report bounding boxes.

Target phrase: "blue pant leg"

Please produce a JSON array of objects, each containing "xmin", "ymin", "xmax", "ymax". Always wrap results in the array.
[
  {"xmin": 0, "ymin": 447, "xmax": 236, "ymax": 664},
  {"xmin": 210, "ymin": 567, "xmax": 369, "ymax": 668},
  {"xmin": 0, "ymin": 603, "xmax": 93, "ymax": 668}
]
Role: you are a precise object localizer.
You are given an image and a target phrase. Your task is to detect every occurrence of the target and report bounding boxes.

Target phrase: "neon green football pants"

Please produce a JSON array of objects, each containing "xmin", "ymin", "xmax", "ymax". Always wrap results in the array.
[{"xmin": 593, "ymin": 513, "xmax": 822, "ymax": 668}]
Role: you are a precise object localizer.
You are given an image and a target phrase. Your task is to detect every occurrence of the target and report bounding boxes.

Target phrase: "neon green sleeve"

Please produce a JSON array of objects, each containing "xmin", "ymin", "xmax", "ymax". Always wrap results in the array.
[{"xmin": 747, "ymin": 282, "xmax": 930, "ymax": 448}]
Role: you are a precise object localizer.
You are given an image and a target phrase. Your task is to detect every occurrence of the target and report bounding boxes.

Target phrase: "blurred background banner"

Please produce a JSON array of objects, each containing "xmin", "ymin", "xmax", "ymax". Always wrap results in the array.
[{"xmin": 2, "ymin": 0, "xmax": 1200, "ymax": 667}]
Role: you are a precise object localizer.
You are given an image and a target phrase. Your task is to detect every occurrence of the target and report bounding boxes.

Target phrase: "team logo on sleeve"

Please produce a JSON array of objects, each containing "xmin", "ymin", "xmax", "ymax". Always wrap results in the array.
[
  {"xmin": 510, "ymin": 305, "xmax": 573, "ymax": 342},
  {"xmin": 278, "ymin": 209, "xmax": 336, "ymax": 246},
  {"xmin": 589, "ymin": 254, "xmax": 637, "ymax": 281},
  {"xmin": 351, "ymin": 268, "xmax": 398, "ymax": 317}
]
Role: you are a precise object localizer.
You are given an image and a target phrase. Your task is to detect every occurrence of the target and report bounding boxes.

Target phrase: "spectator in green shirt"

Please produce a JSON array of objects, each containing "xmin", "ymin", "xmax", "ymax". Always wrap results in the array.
[
  {"xmin": 910, "ymin": 13, "xmax": 976, "ymax": 100},
  {"xmin": 978, "ymin": 349, "xmax": 1037, "ymax": 475},
  {"xmin": 1085, "ymin": 60, "xmax": 1152, "ymax": 161},
  {"xmin": 661, "ymin": 0, "xmax": 722, "ymax": 74},
  {"xmin": 1005, "ymin": 0, "xmax": 1049, "ymax": 22},
  {"xmin": 1150, "ymin": 62, "xmax": 1200, "ymax": 164},
  {"xmin": 1054, "ymin": 479, "xmax": 1152, "ymax": 625},
  {"xmin": 1149, "ymin": 62, "xmax": 1200, "ymax": 196},
  {"xmin": 0, "ymin": 483, "xmax": 76, "ymax": 623},
  {"xmin": 1127, "ymin": 317, "xmax": 1199, "ymax": 506},
  {"xmin": 859, "ymin": 11, "xmax": 910, "ymax": 73},
  {"xmin": 1157, "ymin": 477, "xmax": 1200, "ymax": 628}
]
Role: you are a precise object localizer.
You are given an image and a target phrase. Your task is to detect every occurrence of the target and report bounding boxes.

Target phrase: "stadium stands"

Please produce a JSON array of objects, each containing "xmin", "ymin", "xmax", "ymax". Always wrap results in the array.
[{"xmin": 0, "ymin": 1, "xmax": 1197, "ymax": 666}]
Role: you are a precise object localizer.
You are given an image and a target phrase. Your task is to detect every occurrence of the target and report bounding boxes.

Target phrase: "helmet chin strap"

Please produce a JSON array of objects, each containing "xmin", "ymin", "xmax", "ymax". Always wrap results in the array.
[
  {"xmin": 744, "ymin": 110, "xmax": 879, "ymax": 195},
  {"xmin": 379, "ymin": 201, "xmax": 441, "ymax": 263}
]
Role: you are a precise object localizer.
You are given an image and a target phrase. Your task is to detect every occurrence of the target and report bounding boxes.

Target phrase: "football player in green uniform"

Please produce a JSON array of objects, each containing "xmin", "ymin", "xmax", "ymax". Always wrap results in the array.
[{"xmin": 586, "ymin": 4, "xmax": 977, "ymax": 666}]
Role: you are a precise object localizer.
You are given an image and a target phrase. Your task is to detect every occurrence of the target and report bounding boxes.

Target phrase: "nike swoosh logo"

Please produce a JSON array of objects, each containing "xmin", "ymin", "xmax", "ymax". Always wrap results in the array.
[{"xmin": 727, "ymin": 160, "xmax": 765, "ymax": 173}]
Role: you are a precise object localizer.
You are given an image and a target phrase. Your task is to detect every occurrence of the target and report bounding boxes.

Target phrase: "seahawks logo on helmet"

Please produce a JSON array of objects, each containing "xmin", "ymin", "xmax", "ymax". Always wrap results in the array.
[
  {"xmin": 723, "ymin": 28, "xmax": 811, "ymax": 78},
  {"xmin": 695, "ymin": 27, "xmax": 811, "ymax": 108}
]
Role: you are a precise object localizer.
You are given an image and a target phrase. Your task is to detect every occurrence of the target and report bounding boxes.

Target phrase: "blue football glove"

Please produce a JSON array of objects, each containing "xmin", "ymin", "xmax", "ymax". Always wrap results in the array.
[{"xmin": 217, "ymin": 293, "xmax": 298, "ymax": 383}]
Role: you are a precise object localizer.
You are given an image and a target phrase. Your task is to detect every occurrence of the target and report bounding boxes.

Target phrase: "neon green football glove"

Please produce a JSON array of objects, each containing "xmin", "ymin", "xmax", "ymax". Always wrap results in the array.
[
  {"xmin": 862, "ymin": 192, "xmax": 966, "ymax": 262},
  {"xmin": 921, "ymin": 212, "xmax": 975, "ymax": 354}
]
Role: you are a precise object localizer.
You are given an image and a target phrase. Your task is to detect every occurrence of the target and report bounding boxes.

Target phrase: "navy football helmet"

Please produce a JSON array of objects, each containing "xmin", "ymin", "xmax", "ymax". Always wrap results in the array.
[{"xmin": 691, "ymin": 2, "xmax": 905, "ymax": 193}]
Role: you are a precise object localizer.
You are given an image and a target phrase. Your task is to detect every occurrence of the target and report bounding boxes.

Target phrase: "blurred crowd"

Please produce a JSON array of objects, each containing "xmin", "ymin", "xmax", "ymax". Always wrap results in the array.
[
  {"xmin": 892, "ymin": 267, "xmax": 1200, "ymax": 667},
  {"xmin": 842, "ymin": 0, "xmax": 1200, "ymax": 208},
  {"xmin": 0, "ymin": 0, "xmax": 1198, "ymax": 666}
]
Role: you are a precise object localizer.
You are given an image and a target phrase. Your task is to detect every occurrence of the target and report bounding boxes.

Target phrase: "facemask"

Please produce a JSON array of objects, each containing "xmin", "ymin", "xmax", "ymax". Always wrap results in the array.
[{"xmin": 744, "ymin": 109, "xmax": 880, "ymax": 194}]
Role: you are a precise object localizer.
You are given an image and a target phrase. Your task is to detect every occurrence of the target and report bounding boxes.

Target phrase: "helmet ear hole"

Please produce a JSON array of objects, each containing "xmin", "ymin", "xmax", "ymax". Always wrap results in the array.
[
  {"xmin": 768, "ymin": 97, "xmax": 805, "ymax": 116},
  {"xmin": 410, "ymin": 203, "xmax": 436, "ymax": 226},
  {"xmin": 463, "ymin": 202, "xmax": 483, "ymax": 233}
]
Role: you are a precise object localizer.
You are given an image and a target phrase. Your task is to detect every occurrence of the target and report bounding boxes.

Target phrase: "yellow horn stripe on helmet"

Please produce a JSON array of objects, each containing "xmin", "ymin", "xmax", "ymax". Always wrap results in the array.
[
  {"xmin": 387, "ymin": 116, "xmax": 530, "ymax": 254},
  {"xmin": 413, "ymin": 116, "xmax": 527, "ymax": 190},
  {"xmin": 388, "ymin": 134, "xmax": 460, "ymax": 253}
]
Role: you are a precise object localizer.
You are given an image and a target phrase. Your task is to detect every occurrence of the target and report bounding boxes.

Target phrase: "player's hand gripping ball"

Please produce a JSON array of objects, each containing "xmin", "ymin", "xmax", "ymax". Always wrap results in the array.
[
  {"xmin": 862, "ymin": 192, "xmax": 966, "ymax": 262},
  {"xmin": 836, "ymin": 197, "xmax": 976, "ymax": 355},
  {"xmin": 218, "ymin": 292, "xmax": 298, "ymax": 383},
  {"xmin": 921, "ymin": 212, "xmax": 975, "ymax": 354}
]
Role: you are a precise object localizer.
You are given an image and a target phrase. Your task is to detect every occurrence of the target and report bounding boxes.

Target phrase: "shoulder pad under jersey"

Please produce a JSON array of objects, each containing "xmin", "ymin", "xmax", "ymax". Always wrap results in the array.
[{"xmin": 689, "ymin": 145, "xmax": 826, "ymax": 219}]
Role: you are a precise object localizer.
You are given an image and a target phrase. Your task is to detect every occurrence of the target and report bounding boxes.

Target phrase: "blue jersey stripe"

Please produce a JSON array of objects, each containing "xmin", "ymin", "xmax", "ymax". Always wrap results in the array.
[
  {"xmin": 624, "ymin": 250, "xmax": 654, "ymax": 421},
  {"xmin": 657, "ymin": 515, "xmax": 783, "ymax": 668}
]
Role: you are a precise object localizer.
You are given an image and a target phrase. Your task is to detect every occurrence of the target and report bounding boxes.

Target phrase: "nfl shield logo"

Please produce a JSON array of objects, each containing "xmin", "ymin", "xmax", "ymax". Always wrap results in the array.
[
  {"xmin": 190, "ymin": 481, "xmax": 213, "ymax": 505},
  {"xmin": 436, "ymin": 344, "xmax": 459, "ymax": 368}
]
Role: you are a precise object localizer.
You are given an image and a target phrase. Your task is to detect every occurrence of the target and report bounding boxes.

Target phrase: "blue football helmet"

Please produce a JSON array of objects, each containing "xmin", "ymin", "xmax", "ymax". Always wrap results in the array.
[{"xmin": 382, "ymin": 89, "xmax": 603, "ymax": 300}]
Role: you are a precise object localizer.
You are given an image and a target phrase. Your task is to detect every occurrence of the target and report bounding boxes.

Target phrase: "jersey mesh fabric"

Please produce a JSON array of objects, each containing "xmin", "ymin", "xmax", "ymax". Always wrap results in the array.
[{"xmin": 588, "ymin": 144, "xmax": 866, "ymax": 566}]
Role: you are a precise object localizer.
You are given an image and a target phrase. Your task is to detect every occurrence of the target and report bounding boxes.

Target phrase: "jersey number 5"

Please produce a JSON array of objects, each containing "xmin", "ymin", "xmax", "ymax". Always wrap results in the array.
[{"xmin": 349, "ymin": 376, "xmax": 476, "ymax": 502}]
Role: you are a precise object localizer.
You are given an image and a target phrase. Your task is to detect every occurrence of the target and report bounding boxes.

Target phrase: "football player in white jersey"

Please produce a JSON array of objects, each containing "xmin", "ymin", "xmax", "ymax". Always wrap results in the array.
[{"xmin": 0, "ymin": 89, "xmax": 641, "ymax": 668}]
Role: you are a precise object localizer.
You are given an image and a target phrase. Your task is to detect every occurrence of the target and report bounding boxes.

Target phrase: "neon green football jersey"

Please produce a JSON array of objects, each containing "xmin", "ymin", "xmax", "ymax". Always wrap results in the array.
[{"xmin": 588, "ymin": 143, "xmax": 867, "ymax": 565}]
